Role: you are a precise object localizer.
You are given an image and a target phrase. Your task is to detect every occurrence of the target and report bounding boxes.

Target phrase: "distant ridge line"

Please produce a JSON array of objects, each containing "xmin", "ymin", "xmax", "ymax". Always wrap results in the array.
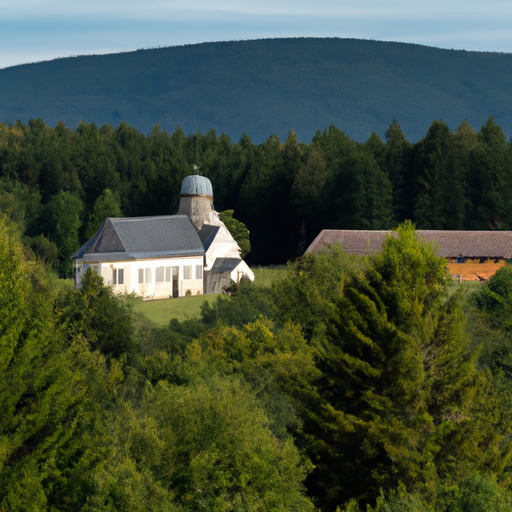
[{"xmin": 2, "ymin": 37, "xmax": 512, "ymax": 143}]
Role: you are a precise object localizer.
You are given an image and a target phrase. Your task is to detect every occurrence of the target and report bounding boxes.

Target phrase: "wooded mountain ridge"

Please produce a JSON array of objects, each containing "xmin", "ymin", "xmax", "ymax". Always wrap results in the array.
[{"xmin": 2, "ymin": 37, "xmax": 512, "ymax": 142}]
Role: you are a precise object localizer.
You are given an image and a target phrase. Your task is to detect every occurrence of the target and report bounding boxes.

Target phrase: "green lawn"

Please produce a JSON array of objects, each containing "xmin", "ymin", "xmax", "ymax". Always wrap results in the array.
[
  {"xmin": 132, "ymin": 266, "xmax": 286, "ymax": 326},
  {"xmin": 132, "ymin": 294, "xmax": 217, "ymax": 326},
  {"xmin": 252, "ymin": 266, "xmax": 286, "ymax": 287}
]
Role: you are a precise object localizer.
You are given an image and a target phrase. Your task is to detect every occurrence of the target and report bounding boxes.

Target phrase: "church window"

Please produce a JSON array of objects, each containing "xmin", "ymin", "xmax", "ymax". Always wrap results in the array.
[{"xmin": 113, "ymin": 268, "xmax": 124, "ymax": 285}]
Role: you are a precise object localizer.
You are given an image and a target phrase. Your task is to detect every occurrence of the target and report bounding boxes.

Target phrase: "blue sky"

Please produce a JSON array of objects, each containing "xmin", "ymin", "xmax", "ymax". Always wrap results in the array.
[{"xmin": 2, "ymin": 0, "xmax": 512, "ymax": 69}]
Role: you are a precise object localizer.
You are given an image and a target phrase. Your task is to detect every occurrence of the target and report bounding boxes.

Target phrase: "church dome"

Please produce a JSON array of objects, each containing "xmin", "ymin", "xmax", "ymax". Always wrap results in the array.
[{"xmin": 180, "ymin": 175, "xmax": 214, "ymax": 197}]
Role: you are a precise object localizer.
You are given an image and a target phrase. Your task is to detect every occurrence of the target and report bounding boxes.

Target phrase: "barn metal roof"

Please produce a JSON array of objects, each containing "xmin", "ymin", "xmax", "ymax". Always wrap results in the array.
[
  {"xmin": 72, "ymin": 215, "xmax": 205, "ymax": 262},
  {"xmin": 306, "ymin": 230, "xmax": 512, "ymax": 259}
]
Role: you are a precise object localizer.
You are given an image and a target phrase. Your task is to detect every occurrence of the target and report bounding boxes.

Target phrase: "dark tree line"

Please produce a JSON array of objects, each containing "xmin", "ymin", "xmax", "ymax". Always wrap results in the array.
[{"xmin": 1, "ymin": 117, "xmax": 512, "ymax": 276}]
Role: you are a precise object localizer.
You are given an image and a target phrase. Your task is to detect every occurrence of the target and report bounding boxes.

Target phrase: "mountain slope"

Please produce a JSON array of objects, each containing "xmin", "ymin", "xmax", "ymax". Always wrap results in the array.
[{"xmin": 1, "ymin": 38, "xmax": 512, "ymax": 142}]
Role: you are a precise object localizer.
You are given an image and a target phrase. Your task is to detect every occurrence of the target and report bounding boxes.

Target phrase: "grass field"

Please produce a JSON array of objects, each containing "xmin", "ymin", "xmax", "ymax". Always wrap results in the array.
[
  {"xmin": 132, "ymin": 266, "xmax": 286, "ymax": 326},
  {"xmin": 132, "ymin": 294, "xmax": 218, "ymax": 326},
  {"xmin": 251, "ymin": 266, "xmax": 286, "ymax": 287}
]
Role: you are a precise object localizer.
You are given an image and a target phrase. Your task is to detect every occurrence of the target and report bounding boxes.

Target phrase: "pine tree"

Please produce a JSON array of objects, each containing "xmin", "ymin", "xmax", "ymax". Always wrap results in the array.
[
  {"xmin": 302, "ymin": 223, "xmax": 503, "ymax": 510},
  {"xmin": 467, "ymin": 117, "xmax": 512, "ymax": 229}
]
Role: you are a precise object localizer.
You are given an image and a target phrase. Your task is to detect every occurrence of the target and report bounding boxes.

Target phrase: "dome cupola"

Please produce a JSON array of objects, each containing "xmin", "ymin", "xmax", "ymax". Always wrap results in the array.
[
  {"xmin": 180, "ymin": 175, "xmax": 213, "ymax": 198},
  {"xmin": 177, "ymin": 175, "xmax": 218, "ymax": 230}
]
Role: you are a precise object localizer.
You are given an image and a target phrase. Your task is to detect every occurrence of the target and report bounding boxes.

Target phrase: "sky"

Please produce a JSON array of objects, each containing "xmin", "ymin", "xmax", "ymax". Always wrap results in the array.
[{"xmin": 1, "ymin": 0, "xmax": 512, "ymax": 69}]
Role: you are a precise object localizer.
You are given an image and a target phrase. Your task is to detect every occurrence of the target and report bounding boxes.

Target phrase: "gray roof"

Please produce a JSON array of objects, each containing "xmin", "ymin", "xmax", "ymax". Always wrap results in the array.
[
  {"xmin": 73, "ymin": 215, "xmax": 205, "ymax": 261},
  {"xmin": 306, "ymin": 230, "xmax": 512, "ymax": 259},
  {"xmin": 180, "ymin": 175, "xmax": 213, "ymax": 197},
  {"xmin": 210, "ymin": 257, "xmax": 244, "ymax": 274},
  {"xmin": 198, "ymin": 224, "xmax": 220, "ymax": 252}
]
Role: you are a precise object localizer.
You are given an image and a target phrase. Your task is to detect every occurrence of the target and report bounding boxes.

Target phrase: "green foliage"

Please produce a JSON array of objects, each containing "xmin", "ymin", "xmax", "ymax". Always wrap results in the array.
[
  {"xmin": 201, "ymin": 278, "xmax": 275, "ymax": 328},
  {"xmin": 290, "ymin": 144, "xmax": 328, "ymax": 251},
  {"xmin": 314, "ymin": 127, "xmax": 394, "ymax": 231},
  {"xmin": 85, "ymin": 188, "xmax": 123, "ymax": 240},
  {"xmin": 0, "ymin": 218, "xmax": 113, "ymax": 510},
  {"xmin": 148, "ymin": 374, "xmax": 314, "ymax": 511},
  {"xmin": 278, "ymin": 223, "xmax": 506, "ymax": 511},
  {"xmin": 447, "ymin": 474, "xmax": 512, "ymax": 512},
  {"xmin": 60, "ymin": 268, "xmax": 136, "ymax": 358},
  {"xmin": 384, "ymin": 120, "xmax": 413, "ymax": 222},
  {"xmin": 29, "ymin": 233, "xmax": 59, "ymax": 270},
  {"xmin": 370, "ymin": 220, "xmax": 447, "ymax": 330},
  {"xmin": 469, "ymin": 266, "xmax": 512, "ymax": 376},
  {"xmin": 43, "ymin": 190, "xmax": 83, "ymax": 277},
  {"xmin": 341, "ymin": 486, "xmax": 435, "ymax": 512},
  {"xmin": 412, "ymin": 120, "xmax": 464, "ymax": 229},
  {"xmin": 0, "ymin": 177, "xmax": 42, "ymax": 235},
  {"xmin": 273, "ymin": 243, "xmax": 365, "ymax": 338},
  {"xmin": 219, "ymin": 209, "xmax": 251, "ymax": 258},
  {"xmin": 4, "ymin": 193, "xmax": 512, "ymax": 511},
  {"xmin": 0, "ymin": 218, "xmax": 314, "ymax": 510},
  {"xmin": 5, "ymin": 92, "xmax": 512, "ymax": 511},
  {"xmin": 468, "ymin": 117, "xmax": 512, "ymax": 229},
  {"xmin": 198, "ymin": 316, "xmax": 320, "ymax": 460},
  {"xmin": 472, "ymin": 265, "xmax": 512, "ymax": 328}
]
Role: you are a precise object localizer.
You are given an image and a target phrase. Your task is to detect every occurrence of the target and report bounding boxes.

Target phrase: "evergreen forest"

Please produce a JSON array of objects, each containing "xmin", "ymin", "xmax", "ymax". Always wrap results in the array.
[
  {"xmin": 3, "ymin": 117, "xmax": 512, "ymax": 510},
  {"xmin": 1, "ymin": 116, "xmax": 512, "ymax": 273}
]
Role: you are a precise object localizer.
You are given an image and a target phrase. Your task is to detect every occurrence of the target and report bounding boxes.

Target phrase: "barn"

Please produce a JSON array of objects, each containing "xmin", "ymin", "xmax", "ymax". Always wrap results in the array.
[{"xmin": 306, "ymin": 229, "xmax": 512, "ymax": 281}]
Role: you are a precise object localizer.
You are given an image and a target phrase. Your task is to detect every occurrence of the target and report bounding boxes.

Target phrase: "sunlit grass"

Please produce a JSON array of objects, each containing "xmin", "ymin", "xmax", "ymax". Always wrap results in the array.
[
  {"xmin": 252, "ymin": 266, "xmax": 286, "ymax": 287},
  {"xmin": 132, "ymin": 294, "xmax": 217, "ymax": 326},
  {"xmin": 131, "ymin": 266, "xmax": 286, "ymax": 326}
]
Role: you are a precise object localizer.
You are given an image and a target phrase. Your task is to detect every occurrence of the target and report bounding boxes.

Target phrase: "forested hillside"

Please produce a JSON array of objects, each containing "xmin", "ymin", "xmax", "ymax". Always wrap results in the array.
[
  {"xmin": 3, "ymin": 112, "xmax": 512, "ymax": 509},
  {"xmin": 3, "ymin": 38, "xmax": 512, "ymax": 142},
  {"xmin": 3, "ymin": 218, "xmax": 512, "ymax": 511},
  {"xmin": 1, "ymin": 116, "xmax": 512, "ymax": 274}
]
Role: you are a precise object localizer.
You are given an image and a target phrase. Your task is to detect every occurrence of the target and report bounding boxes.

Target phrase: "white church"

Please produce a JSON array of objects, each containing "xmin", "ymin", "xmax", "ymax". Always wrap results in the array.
[{"xmin": 72, "ymin": 175, "xmax": 254, "ymax": 298}]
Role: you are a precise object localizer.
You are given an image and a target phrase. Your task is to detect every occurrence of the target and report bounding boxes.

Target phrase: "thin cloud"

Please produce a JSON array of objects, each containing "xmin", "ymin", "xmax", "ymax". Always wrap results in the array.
[
  {"xmin": 2, "ymin": 1, "xmax": 512, "ymax": 68},
  {"xmin": 3, "ymin": 0, "xmax": 512, "ymax": 19}
]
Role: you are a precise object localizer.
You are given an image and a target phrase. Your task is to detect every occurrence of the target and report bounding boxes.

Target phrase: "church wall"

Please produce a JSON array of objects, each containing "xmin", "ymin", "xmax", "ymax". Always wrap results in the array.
[{"xmin": 74, "ymin": 254, "xmax": 204, "ymax": 299}]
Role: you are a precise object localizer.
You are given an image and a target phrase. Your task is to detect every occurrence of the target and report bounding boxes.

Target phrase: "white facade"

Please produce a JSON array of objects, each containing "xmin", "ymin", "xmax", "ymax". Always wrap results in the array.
[{"xmin": 75, "ymin": 254, "xmax": 204, "ymax": 299}]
